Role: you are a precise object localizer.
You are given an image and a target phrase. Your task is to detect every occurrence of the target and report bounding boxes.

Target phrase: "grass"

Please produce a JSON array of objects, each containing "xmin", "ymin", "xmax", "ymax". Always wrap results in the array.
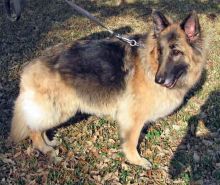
[{"xmin": 0, "ymin": 0, "xmax": 220, "ymax": 184}]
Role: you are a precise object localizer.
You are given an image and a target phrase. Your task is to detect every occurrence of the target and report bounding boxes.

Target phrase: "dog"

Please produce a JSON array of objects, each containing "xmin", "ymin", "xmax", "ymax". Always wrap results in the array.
[{"xmin": 9, "ymin": 11, "xmax": 205, "ymax": 168}]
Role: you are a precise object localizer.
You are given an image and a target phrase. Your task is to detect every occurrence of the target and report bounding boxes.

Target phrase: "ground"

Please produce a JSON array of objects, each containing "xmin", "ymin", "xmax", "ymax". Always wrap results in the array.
[{"xmin": 0, "ymin": 0, "xmax": 220, "ymax": 184}]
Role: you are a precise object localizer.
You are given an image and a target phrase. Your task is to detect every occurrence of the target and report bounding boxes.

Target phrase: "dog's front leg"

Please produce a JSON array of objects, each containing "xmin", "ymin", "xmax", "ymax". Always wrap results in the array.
[{"xmin": 119, "ymin": 115, "xmax": 152, "ymax": 169}]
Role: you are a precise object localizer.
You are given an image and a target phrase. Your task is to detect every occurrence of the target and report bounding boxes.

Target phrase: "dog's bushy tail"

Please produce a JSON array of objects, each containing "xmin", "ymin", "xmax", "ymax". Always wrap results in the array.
[{"xmin": 9, "ymin": 97, "xmax": 29, "ymax": 142}]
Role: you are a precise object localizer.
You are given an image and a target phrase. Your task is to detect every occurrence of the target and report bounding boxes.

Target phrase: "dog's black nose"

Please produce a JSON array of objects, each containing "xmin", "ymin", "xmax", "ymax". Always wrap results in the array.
[{"xmin": 155, "ymin": 75, "xmax": 165, "ymax": 84}]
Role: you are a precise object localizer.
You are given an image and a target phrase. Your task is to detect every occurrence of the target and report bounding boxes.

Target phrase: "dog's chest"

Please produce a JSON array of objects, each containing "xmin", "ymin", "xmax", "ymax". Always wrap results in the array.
[{"xmin": 146, "ymin": 90, "xmax": 184, "ymax": 122}]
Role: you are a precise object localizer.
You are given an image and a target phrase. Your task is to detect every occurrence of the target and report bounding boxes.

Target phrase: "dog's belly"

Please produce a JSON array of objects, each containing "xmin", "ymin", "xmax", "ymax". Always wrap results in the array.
[{"xmin": 76, "ymin": 95, "xmax": 118, "ymax": 118}]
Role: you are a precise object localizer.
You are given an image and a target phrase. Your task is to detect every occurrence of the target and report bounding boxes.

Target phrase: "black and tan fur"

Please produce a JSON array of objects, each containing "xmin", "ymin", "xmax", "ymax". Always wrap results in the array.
[{"xmin": 9, "ymin": 11, "xmax": 205, "ymax": 168}]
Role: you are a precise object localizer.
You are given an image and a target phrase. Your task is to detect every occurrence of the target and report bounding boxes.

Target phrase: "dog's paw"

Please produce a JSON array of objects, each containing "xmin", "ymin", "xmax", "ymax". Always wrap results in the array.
[
  {"xmin": 126, "ymin": 155, "xmax": 152, "ymax": 169},
  {"xmin": 43, "ymin": 132, "xmax": 61, "ymax": 147},
  {"xmin": 38, "ymin": 144, "xmax": 55, "ymax": 154},
  {"xmin": 46, "ymin": 138, "xmax": 60, "ymax": 147},
  {"xmin": 138, "ymin": 157, "xmax": 152, "ymax": 169},
  {"xmin": 48, "ymin": 149, "xmax": 63, "ymax": 163}
]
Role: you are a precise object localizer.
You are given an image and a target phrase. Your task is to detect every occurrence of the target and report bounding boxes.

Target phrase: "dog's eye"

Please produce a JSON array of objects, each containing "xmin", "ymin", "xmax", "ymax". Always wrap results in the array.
[{"xmin": 172, "ymin": 49, "xmax": 182, "ymax": 56}]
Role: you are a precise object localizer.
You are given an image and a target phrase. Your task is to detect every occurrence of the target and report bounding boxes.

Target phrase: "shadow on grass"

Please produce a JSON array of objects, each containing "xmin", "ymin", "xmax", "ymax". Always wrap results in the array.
[
  {"xmin": 59, "ymin": 0, "xmax": 220, "ymax": 23},
  {"xmin": 79, "ymin": 26, "xmax": 133, "ymax": 40},
  {"xmin": 169, "ymin": 90, "xmax": 220, "ymax": 183},
  {"xmin": 97, "ymin": 0, "xmax": 219, "ymax": 19},
  {"xmin": 46, "ymin": 113, "xmax": 90, "ymax": 140},
  {"xmin": 7, "ymin": 0, "xmax": 219, "ymax": 22}
]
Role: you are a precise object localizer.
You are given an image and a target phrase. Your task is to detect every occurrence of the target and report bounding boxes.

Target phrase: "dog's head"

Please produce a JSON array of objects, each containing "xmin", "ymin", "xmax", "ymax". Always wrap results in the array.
[{"xmin": 152, "ymin": 11, "xmax": 202, "ymax": 89}]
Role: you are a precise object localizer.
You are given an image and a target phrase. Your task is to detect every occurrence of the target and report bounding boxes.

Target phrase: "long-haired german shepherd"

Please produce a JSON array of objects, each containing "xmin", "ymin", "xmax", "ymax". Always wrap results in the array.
[{"xmin": 9, "ymin": 11, "xmax": 205, "ymax": 168}]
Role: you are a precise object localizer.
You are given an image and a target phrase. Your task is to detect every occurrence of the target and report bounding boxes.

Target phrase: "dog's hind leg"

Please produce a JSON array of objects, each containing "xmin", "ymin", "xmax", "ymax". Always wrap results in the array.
[
  {"xmin": 9, "ymin": 95, "xmax": 55, "ymax": 154},
  {"xmin": 43, "ymin": 132, "xmax": 60, "ymax": 147},
  {"xmin": 9, "ymin": 94, "xmax": 30, "ymax": 143},
  {"xmin": 10, "ymin": 87, "xmax": 77, "ymax": 154},
  {"xmin": 9, "ymin": 92, "xmax": 57, "ymax": 153},
  {"xmin": 30, "ymin": 131, "xmax": 54, "ymax": 154}
]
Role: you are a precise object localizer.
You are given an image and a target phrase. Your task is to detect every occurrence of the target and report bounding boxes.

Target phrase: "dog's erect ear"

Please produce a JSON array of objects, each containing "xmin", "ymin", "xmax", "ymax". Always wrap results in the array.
[
  {"xmin": 180, "ymin": 11, "xmax": 201, "ymax": 42},
  {"xmin": 152, "ymin": 11, "xmax": 170, "ymax": 37}
]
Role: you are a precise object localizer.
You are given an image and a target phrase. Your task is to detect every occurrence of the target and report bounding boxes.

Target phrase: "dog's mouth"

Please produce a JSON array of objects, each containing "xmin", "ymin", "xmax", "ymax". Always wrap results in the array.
[{"xmin": 162, "ymin": 70, "xmax": 185, "ymax": 89}]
